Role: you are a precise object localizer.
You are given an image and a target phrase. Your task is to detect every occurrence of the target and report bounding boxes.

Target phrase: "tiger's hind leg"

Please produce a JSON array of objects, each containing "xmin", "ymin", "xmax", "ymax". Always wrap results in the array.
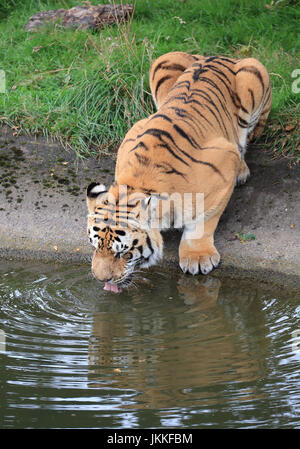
[
  {"xmin": 248, "ymin": 85, "xmax": 272, "ymax": 142},
  {"xmin": 236, "ymin": 159, "xmax": 250, "ymax": 185},
  {"xmin": 234, "ymin": 58, "xmax": 272, "ymax": 184},
  {"xmin": 149, "ymin": 51, "xmax": 205, "ymax": 109}
]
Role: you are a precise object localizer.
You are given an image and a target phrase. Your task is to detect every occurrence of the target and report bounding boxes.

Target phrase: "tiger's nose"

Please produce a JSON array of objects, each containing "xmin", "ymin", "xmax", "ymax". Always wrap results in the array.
[
  {"xmin": 93, "ymin": 270, "xmax": 112, "ymax": 283},
  {"xmin": 102, "ymin": 277, "xmax": 112, "ymax": 283}
]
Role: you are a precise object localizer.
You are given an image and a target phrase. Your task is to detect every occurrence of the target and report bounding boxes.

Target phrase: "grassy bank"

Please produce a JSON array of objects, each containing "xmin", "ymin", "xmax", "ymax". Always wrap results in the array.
[{"xmin": 0, "ymin": 0, "xmax": 299, "ymax": 161}]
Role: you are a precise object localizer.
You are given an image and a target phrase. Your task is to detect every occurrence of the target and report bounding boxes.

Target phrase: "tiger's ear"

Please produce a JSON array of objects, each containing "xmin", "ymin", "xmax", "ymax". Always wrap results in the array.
[
  {"xmin": 86, "ymin": 182, "xmax": 107, "ymax": 212},
  {"xmin": 87, "ymin": 182, "xmax": 107, "ymax": 198}
]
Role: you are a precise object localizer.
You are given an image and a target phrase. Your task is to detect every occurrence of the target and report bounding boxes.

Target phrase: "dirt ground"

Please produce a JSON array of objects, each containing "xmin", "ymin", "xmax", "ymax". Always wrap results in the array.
[{"xmin": 0, "ymin": 125, "xmax": 299, "ymax": 290}]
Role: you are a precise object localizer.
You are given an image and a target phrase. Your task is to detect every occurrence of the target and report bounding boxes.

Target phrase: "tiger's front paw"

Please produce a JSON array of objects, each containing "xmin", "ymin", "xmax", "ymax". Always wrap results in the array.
[{"xmin": 179, "ymin": 248, "xmax": 220, "ymax": 275}]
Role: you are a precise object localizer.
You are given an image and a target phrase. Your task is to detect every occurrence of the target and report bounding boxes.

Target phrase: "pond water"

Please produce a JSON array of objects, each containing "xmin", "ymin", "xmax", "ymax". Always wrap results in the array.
[{"xmin": 0, "ymin": 261, "xmax": 300, "ymax": 429}]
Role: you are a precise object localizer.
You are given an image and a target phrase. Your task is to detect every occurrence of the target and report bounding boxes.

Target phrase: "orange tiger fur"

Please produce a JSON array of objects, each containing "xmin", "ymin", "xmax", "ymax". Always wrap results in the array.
[{"xmin": 87, "ymin": 51, "xmax": 271, "ymax": 289}]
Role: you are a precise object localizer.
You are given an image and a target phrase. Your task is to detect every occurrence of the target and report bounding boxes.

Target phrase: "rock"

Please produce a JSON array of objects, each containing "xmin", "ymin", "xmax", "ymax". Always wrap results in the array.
[{"xmin": 25, "ymin": 3, "xmax": 134, "ymax": 32}]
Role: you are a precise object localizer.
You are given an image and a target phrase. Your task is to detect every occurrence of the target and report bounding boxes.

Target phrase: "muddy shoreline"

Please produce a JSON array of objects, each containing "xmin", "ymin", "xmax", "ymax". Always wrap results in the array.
[{"xmin": 1, "ymin": 126, "xmax": 299, "ymax": 290}]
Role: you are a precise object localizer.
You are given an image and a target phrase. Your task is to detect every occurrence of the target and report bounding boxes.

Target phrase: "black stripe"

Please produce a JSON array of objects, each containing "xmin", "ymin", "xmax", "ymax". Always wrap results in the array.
[
  {"xmin": 264, "ymin": 88, "xmax": 272, "ymax": 106},
  {"xmin": 219, "ymin": 57, "xmax": 236, "ymax": 65},
  {"xmin": 211, "ymin": 59, "xmax": 236, "ymax": 75},
  {"xmin": 129, "ymin": 141, "xmax": 149, "ymax": 152},
  {"xmin": 190, "ymin": 105, "xmax": 214, "ymax": 129},
  {"xmin": 135, "ymin": 153, "xmax": 150, "ymax": 166},
  {"xmin": 169, "ymin": 79, "xmax": 191, "ymax": 91},
  {"xmin": 122, "ymin": 137, "xmax": 136, "ymax": 146},
  {"xmin": 137, "ymin": 128, "xmax": 190, "ymax": 166},
  {"xmin": 192, "ymin": 76, "xmax": 228, "ymax": 103},
  {"xmin": 194, "ymin": 160, "xmax": 226, "ymax": 180},
  {"xmin": 169, "ymin": 106, "xmax": 204, "ymax": 138},
  {"xmin": 201, "ymin": 72, "xmax": 233, "ymax": 100},
  {"xmin": 149, "ymin": 113, "xmax": 173, "ymax": 123},
  {"xmin": 115, "ymin": 230, "xmax": 126, "ymax": 235},
  {"xmin": 248, "ymin": 88, "xmax": 255, "ymax": 111},
  {"xmin": 200, "ymin": 102, "xmax": 229, "ymax": 138},
  {"xmin": 205, "ymin": 63, "xmax": 232, "ymax": 85},
  {"xmin": 137, "ymin": 245, "xmax": 144, "ymax": 255},
  {"xmin": 189, "ymin": 87, "xmax": 231, "ymax": 133},
  {"xmin": 236, "ymin": 66, "xmax": 265, "ymax": 91},
  {"xmin": 152, "ymin": 61, "xmax": 188, "ymax": 81},
  {"xmin": 193, "ymin": 66, "xmax": 208, "ymax": 82},
  {"xmin": 151, "ymin": 59, "xmax": 168, "ymax": 80},
  {"xmin": 146, "ymin": 123, "xmax": 226, "ymax": 179},
  {"xmin": 164, "ymin": 63, "xmax": 188, "ymax": 73},
  {"xmin": 237, "ymin": 117, "xmax": 249, "ymax": 128},
  {"xmin": 154, "ymin": 162, "xmax": 187, "ymax": 180},
  {"xmin": 192, "ymin": 86, "xmax": 232, "ymax": 126},
  {"xmin": 173, "ymin": 123, "xmax": 200, "ymax": 149},
  {"xmin": 155, "ymin": 75, "xmax": 172, "ymax": 98},
  {"xmin": 118, "ymin": 203, "xmax": 136, "ymax": 209},
  {"xmin": 95, "ymin": 207, "xmax": 118, "ymax": 214},
  {"xmin": 165, "ymin": 167, "xmax": 187, "ymax": 179},
  {"xmin": 114, "ymin": 214, "xmax": 133, "ymax": 220},
  {"xmin": 146, "ymin": 235, "xmax": 154, "ymax": 254},
  {"xmin": 188, "ymin": 88, "xmax": 230, "ymax": 138},
  {"xmin": 165, "ymin": 92, "xmax": 229, "ymax": 136},
  {"xmin": 204, "ymin": 56, "xmax": 218, "ymax": 63},
  {"xmin": 239, "ymin": 103, "xmax": 249, "ymax": 114},
  {"xmin": 261, "ymin": 105, "xmax": 270, "ymax": 115},
  {"xmin": 155, "ymin": 143, "xmax": 189, "ymax": 166}
]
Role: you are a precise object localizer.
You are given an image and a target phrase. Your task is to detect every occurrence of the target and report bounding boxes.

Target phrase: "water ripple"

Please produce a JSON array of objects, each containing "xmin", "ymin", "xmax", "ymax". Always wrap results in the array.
[{"xmin": 1, "ymin": 261, "xmax": 300, "ymax": 428}]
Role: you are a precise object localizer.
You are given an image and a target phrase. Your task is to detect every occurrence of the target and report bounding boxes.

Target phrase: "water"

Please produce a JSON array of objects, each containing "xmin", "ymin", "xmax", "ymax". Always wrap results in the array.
[{"xmin": 0, "ymin": 261, "xmax": 300, "ymax": 429}]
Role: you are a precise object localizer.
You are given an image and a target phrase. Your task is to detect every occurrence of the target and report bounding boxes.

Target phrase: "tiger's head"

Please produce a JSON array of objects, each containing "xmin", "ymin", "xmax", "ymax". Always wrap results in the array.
[{"xmin": 86, "ymin": 182, "xmax": 163, "ymax": 293}]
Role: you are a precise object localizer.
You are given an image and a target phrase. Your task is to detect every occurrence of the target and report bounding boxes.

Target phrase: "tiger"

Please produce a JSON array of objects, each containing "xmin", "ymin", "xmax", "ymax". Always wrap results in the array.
[{"xmin": 86, "ymin": 51, "xmax": 272, "ymax": 293}]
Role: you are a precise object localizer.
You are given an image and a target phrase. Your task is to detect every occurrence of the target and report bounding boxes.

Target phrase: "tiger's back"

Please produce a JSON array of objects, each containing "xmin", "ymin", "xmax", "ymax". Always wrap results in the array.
[{"xmin": 116, "ymin": 52, "xmax": 271, "ymax": 187}]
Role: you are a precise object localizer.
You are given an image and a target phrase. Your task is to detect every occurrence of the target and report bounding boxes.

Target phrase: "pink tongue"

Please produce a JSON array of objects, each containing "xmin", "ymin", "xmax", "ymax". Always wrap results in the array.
[{"xmin": 104, "ymin": 282, "xmax": 122, "ymax": 294}]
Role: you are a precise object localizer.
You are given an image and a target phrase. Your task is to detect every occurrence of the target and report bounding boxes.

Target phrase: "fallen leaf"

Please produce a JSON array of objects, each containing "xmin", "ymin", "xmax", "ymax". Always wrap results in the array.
[
  {"xmin": 32, "ymin": 46, "xmax": 42, "ymax": 53},
  {"xmin": 285, "ymin": 125, "xmax": 295, "ymax": 132},
  {"xmin": 290, "ymin": 223, "xmax": 295, "ymax": 229}
]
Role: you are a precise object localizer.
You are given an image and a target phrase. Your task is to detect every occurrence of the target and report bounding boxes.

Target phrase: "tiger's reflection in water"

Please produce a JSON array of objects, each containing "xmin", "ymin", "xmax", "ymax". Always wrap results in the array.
[{"xmin": 87, "ymin": 277, "xmax": 268, "ymax": 410}]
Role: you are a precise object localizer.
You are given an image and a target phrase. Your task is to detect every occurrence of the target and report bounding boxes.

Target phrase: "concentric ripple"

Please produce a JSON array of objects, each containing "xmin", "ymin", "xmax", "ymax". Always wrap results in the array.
[{"xmin": 1, "ymin": 261, "xmax": 300, "ymax": 428}]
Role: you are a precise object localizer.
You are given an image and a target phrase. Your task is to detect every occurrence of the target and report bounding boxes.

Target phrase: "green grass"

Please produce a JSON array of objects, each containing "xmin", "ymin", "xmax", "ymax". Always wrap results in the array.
[
  {"xmin": 0, "ymin": 0, "xmax": 299, "ymax": 160},
  {"xmin": 236, "ymin": 231, "xmax": 256, "ymax": 243}
]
